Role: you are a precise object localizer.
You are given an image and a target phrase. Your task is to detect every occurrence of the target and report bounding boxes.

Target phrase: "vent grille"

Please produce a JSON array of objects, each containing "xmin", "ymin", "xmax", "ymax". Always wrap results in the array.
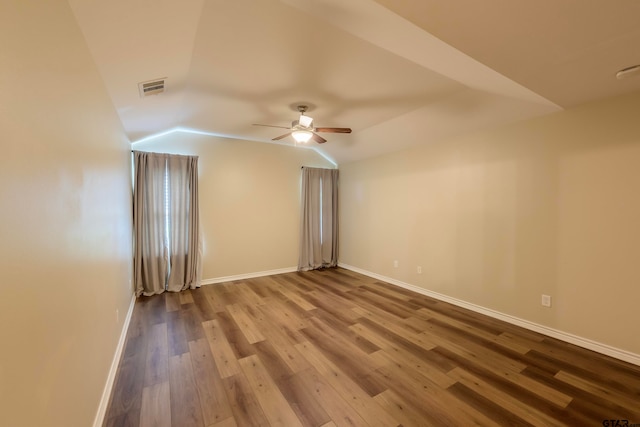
[{"xmin": 138, "ymin": 78, "xmax": 166, "ymax": 97}]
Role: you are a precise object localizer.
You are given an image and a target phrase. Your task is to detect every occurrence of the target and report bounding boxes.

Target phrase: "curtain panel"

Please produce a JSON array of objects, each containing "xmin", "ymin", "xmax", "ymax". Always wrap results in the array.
[
  {"xmin": 133, "ymin": 151, "xmax": 201, "ymax": 296},
  {"xmin": 298, "ymin": 167, "xmax": 339, "ymax": 271}
]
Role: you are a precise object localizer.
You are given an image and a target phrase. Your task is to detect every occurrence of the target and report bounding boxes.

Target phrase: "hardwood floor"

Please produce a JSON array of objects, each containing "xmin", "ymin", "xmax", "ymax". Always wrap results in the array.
[{"xmin": 103, "ymin": 268, "xmax": 640, "ymax": 426}]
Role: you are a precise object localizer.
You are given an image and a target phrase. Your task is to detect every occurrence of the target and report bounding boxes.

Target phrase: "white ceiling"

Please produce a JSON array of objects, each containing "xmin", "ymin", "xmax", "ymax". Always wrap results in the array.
[{"xmin": 68, "ymin": 0, "xmax": 640, "ymax": 164}]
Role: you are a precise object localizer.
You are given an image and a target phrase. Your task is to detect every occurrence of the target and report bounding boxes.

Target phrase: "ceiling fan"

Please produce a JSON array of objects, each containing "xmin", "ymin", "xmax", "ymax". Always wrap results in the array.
[{"xmin": 253, "ymin": 105, "xmax": 351, "ymax": 144}]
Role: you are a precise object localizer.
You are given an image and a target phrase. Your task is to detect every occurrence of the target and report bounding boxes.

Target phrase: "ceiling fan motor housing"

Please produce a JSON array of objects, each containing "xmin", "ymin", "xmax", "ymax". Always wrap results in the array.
[{"xmin": 292, "ymin": 119, "xmax": 313, "ymax": 131}]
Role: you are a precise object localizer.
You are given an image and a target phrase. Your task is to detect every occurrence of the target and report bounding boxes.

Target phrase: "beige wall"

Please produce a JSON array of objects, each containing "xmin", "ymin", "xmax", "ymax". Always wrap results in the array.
[
  {"xmin": 0, "ymin": 2, "xmax": 133, "ymax": 426},
  {"xmin": 133, "ymin": 132, "xmax": 335, "ymax": 279},
  {"xmin": 340, "ymin": 90, "xmax": 640, "ymax": 355}
]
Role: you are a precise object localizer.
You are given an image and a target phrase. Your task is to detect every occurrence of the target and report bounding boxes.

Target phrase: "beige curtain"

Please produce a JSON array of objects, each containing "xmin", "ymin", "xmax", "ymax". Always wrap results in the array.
[
  {"xmin": 133, "ymin": 152, "xmax": 167, "ymax": 296},
  {"xmin": 133, "ymin": 151, "xmax": 201, "ymax": 296},
  {"xmin": 298, "ymin": 167, "xmax": 339, "ymax": 271}
]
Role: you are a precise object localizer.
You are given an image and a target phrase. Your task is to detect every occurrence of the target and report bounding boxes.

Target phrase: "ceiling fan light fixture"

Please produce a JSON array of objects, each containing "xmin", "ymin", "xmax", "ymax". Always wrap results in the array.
[{"xmin": 292, "ymin": 130, "xmax": 313, "ymax": 143}]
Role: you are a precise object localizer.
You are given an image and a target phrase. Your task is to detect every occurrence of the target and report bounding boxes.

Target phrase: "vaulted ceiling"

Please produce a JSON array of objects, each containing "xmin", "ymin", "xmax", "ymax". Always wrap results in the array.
[{"xmin": 68, "ymin": 0, "xmax": 640, "ymax": 164}]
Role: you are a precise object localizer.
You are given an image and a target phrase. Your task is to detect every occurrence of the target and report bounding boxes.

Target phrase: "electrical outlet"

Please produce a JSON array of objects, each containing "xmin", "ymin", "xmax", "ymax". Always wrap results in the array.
[
  {"xmin": 417, "ymin": 266, "xmax": 422, "ymax": 274},
  {"xmin": 116, "ymin": 309, "xmax": 120, "ymax": 323},
  {"xmin": 541, "ymin": 294, "xmax": 552, "ymax": 307},
  {"xmin": 393, "ymin": 260, "xmax": 398, "ymax": 268}
]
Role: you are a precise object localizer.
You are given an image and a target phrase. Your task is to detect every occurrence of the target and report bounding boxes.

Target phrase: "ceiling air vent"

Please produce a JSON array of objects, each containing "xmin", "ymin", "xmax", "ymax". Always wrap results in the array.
[{"xmin": 138, "ymin": 78, "xmax": 166, "ymax": 97}]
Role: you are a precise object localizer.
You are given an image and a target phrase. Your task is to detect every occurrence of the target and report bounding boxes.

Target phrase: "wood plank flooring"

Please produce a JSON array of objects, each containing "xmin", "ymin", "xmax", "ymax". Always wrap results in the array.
[{"xmin": 103, "ymin": 268, "xmax": 640, "ymax": 426}]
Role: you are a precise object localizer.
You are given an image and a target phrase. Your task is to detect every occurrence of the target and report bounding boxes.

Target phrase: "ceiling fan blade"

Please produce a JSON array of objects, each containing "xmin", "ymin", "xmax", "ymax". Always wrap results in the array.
[
  {"xmin": 272, "ymin": 132, "xmax": 292, "ymax": 141},
  {"xmin": 314, "ymin": 127, "xmax": 352, "ymax": 134},
  {"xmin": 253, "ymin": 124, "xmax": 291, "ymax": 130},
  {"xmin": 311, "ymin": 133, "xmax": 327, "ymax": 144}
]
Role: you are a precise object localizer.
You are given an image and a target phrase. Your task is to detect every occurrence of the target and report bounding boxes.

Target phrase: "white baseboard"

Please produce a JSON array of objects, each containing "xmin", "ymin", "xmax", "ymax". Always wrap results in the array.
[
  {"xmin": 200, "ymin": 266, "xmax": 298, "ymax": 285},
  {"xmin": 93, "ymin": 293, "xmax": 137, "ymax": 427},
  {"xmin": 339, "ymin": 263, "xmax": 640, "ymax": 366}
]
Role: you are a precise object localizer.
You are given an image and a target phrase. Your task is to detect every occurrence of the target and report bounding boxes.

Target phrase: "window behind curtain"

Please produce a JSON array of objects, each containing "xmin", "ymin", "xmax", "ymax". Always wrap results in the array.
[
  {"xmin": 133, "ymin": 151, "xmax": 201, "ymax": 296},
  {"xmin": 298, "ymin": 167, "xmax": 338, "ymax": 271}
]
